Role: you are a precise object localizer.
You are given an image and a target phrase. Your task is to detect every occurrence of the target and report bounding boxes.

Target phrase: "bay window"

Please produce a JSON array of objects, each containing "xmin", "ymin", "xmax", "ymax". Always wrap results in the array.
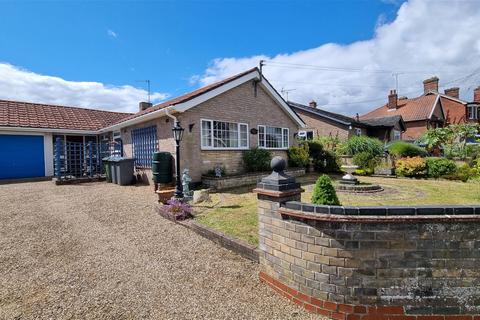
[
  {"xmin": 258, "ymin": 125, "xmax": 289, "ymax": 149},
  {"xmin": 201, "ymin": 119, "xmax": 248, "ymax": 149}
]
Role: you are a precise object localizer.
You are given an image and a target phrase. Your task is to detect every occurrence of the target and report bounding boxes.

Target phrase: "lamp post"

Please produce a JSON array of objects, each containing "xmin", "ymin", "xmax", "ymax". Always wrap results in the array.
[{"xmin": 172, "ymin": 120, "xmax": 185, "ymax": 199}]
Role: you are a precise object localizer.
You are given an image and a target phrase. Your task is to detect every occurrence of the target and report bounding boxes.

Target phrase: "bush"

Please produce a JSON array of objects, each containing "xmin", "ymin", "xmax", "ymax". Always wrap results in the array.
[
  {"xmin": 425, "ymin": 157, "xmax": 457, "ymax": 178},
  {"xmin": 395, "ymin": 157, "xmax": 427, "ymax": 177},
  {"xmin": 443, "ymin": 164, "xmax": 476, "ymax": 182},
  {"xmin": 311, "ymin": 175, "xmax": 340, "ymax": 205},
  {"xmin": 288, "ymin": 143, "xmax": 310, "ymax": 167},
  {"xmin": 344, "ymin": 136, "xmax": 384, "ymax": 157},
  {"xmin": 352, "ymin": 151, "xmax": 379, "ymax": 170},
  {"xmin": 243, "ymin": 148, "xmax": 272, "ymax": 172},
  {"xmin": 306, "ymin": 141, "xmax": 341, "ymax": 172},
  {"xmin": 388, "ymin": 141, "xmax": 427, "ymax": 158}
]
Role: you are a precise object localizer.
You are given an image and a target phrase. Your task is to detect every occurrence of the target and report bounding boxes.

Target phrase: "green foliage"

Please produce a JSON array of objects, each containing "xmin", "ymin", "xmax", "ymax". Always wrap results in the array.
[
  {"xmin": 315, "ymin": 136, "xmax": 345, "ymax": 155},
  {"xmin": 443, "ymin": 164, "xmax": 476, "ymax": 182},
  {"xmin": 388, "ymin": 141, "xmax": 427, "ymax": 158},
  {"xmin": 306, "ymin": 141, "xmax": 341, "ymax": 172},
  {"xmin": 344, "ymin": 136, "xmax": 384, "ymax": 157},
  {"xmin": 288, "ymin": 143, "xmax": 310, "ymax": 167},
  {"xmin": 425, "ymin": 157, "xmax": 457, "ymax": 178},
  {"xmin": 311, "ymin": 175, "xmax": 340, "ymax": 206},
  {"xmin": 395, "ymin": 157, "xmax": 427, "ymax": 177},
  {"xmin": 242, "ymin": 147, "xmax": 272, "ymax": 172},
  {"xmin": 352, "ymin": 151, "xmax": 379, "ymax": 170}
]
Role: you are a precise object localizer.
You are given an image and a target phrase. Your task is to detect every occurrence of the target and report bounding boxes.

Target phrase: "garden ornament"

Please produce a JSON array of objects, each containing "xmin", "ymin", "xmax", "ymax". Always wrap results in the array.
[{"xmin": 182, "ymin": 168, "xmax": 193, "ymax": 200}]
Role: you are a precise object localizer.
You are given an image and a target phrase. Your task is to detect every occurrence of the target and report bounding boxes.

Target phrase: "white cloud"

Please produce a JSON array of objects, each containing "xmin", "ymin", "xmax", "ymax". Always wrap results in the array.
[
  {"xmin": 192, "ymin": 0, "xmax": 480, "ymax": 116},
  {"xmin": 0, "ymin": 63, "xmax": 168, "ymax": 113},
  {"xmin": 107, "ymin": 29, "xmax": 118, "ymax": 38}
]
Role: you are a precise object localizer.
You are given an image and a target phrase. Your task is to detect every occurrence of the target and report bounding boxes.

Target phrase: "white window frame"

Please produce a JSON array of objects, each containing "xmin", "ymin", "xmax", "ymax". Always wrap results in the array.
[
  {"xmin": 393, "ymin": 130, "xmax": 401, "ymax": 141},
  {"xmin": 258, "ymin": 125, "xmax": 290, "ymax": 150},
  {"xmin": 200, "ymin": 118, "xmax": 249, "ymax": 150},
  {"xmin": 468, "ymin": 105, "xmax": 479, "ymax": 120}
]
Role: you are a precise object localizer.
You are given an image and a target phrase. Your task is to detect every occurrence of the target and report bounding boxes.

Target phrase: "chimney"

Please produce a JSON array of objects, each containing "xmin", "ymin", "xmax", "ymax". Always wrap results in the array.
[
  {"xmin": 474, "ymin": 86, "xmax": 480, "ymax": 103},
  {"xmin": 444, "ymin": 87, "xmax": 460, "ymax": 99},
  {"xmin": 309, "ymin": 100, "xmax": 317, "ymax": 108},
  {"xmin": 388, "ymin": 89, "xmax": 398, "ymax": 110},
  {"xmin": 423, "ymin": 76, "xmax": 439, "ymax": 93},
  {"xmin": 139, "ymin": 101, "xmax": 153, "ymax": 111}
]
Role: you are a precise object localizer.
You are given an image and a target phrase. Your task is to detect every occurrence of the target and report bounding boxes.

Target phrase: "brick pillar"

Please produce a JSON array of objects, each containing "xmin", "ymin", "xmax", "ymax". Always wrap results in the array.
[{"xmin": 253, "ymin": 157, "xmax": 303, "ymax": 288}]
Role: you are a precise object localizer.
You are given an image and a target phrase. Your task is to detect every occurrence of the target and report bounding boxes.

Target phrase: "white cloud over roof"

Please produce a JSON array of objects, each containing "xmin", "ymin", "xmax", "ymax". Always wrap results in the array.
[{"xmin": 192, "ymin": 0, "xmax": 480, "ymax": 116}]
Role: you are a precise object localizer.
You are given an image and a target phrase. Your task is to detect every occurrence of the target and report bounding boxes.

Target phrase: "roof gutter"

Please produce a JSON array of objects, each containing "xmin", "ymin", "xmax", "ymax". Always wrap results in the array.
[
  {"xmin": 0, "ymin": 126, "xmax": 99, "ymax": 135},
  {"xmin": 98, "ymin": 105, "xmax": 178, "ymax": 133}
]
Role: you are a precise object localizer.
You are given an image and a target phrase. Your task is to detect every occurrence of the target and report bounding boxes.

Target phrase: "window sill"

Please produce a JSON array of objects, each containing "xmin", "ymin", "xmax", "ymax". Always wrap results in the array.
[{"xmin": 201, "ymin": 147, "xmax": 250, "ymax": 151}]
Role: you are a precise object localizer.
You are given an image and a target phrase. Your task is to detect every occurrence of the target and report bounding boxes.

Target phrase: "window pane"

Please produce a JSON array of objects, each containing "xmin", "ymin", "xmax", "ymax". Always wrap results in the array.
[
  {"xmin": 240, "ymin": 124, "xmax": 248, "ymax": 147},
  {"xmin": 212, "ymin": 120, "xmax": 240, "ymax": 148},
  {"xmin": 258, "ymin": 126, "xmax": 265, "ymax": 147},
  {"xmin": 201, "ymin": 120, "xmax": 212, "ymax": 147},
  {"xmin": 282, "ymin": 128, "xmax": 289, "ymax": 148}
]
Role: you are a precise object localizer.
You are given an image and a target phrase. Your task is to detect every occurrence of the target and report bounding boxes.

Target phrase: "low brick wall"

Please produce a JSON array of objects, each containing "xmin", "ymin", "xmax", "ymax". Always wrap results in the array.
[
  {"xmin": 256, "ymin": 184, "xmax": 480, "ymax": 318},
  {"xmin": 202, "ymin": 167, "xmax": 305, "ymax": 190}
]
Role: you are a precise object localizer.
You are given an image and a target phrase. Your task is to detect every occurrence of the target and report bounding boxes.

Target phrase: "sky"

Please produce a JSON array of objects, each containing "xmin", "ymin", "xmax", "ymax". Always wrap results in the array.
[{"xmin": 0, "ymin": 0, "xmax": 479, "ymax": 115}]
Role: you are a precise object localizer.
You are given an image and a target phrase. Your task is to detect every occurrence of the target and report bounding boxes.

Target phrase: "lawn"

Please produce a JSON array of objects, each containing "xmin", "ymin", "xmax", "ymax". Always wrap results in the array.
[{"xmin": 193, "ymin": 174, "xmax": 480, "ymax": 246}]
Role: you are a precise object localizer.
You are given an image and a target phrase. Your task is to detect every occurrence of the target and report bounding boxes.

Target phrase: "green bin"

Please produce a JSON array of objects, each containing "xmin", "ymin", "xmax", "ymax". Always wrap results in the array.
[
  {"xmin": 102, "ymin": 157, "xmax": 112, "ymax": 183},
  {"xmin": 152, "ymin": 152, "xmax": 173, "ymax": 184}
]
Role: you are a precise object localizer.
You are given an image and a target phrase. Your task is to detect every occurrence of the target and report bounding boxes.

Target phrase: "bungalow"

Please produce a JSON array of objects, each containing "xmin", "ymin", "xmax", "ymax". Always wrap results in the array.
[
  {"xmin": 0, "ymin": 68, "xmax": 304, "ymax": 183},
  {"xmin": 361, "ymin": 77, "xmax": 471, "ymax": 141},
  {"xmin": 101, "ymin": 68, "xmax": 305, "ymax": 183},
  {"xmin": 289, "ymin": 101, "xmax": 405, "ymax": 142},
  {"xmin": 0, "ymin": 99, "xmax": 131, "ymax": 180}
]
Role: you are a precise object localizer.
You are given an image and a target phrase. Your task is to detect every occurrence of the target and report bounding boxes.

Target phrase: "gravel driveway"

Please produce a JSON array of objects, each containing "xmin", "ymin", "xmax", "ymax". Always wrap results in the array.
[{"xmin": 0, "ymin": 181, "xmax": 320, "ymax": 319}]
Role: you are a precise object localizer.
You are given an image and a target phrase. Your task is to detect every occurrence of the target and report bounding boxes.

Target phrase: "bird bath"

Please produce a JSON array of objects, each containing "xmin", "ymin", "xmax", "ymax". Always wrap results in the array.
[
  {"xmin": 337, "ymin": 165, "xmax": 383, "ymax": 193},
  {"xmin": 340, "ymin": 165, "xmax": 359, "ymax": 185}
]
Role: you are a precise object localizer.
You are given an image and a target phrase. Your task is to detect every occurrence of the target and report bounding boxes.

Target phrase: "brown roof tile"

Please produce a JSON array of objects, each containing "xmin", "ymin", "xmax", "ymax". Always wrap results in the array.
[
  {"xmin": 0, "ymin": 99, "xmax": 132, "ymax": 131},
  {"xmin": 361, "ymin": 94, "xmax": 438, "ymax": 122}
]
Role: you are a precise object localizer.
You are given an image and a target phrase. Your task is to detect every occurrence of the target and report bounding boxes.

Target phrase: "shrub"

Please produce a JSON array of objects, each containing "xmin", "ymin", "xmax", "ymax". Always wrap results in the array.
[
  {"xmin": 306, "ymin": 141, "xmax": 341, "ymax": 172},
  {"xmin": 388, "ymin": 141, "xmax": 427, "ymax": 158},
  {"xmin": 311, "ymin": 175, "xmax": 340, "ymax": 205},
  {"xmin": 443, "ymin": 164, "xmax": 476, "ymax": 182},
  {"xmin": 288, "ymin": 143, "xmax": 310, "ymax": 167},
  {"xmin": 161, "ymin": 199, "xmax": 192, "ymax": 220},
  {"xmin": 243, "ymin": 147, "xmax": 272, "ymax": 172},
  {"xmin": 344, "ymin": 136, "xmax": 384, "ymax": 157},
  {"xmin": 395, "ymin": 157, "xmax": 427, "ymax": 177},
  {"xmin": 352, "ymin": 151, "xmax": 379, "ymax": 170},
  {"xmin": 425, "ymin": 157, "xmax": 457, "ymax": 178}
]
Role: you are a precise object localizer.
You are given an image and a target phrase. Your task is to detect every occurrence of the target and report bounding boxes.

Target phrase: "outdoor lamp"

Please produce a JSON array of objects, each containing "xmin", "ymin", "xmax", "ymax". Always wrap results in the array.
[
  {"xmin": 172, "ymin": 121, "xmax": 184, "ymax": 199},
  {"xmin": 172, "ymin": 122, "xmax": 184, "ymax": 142}
]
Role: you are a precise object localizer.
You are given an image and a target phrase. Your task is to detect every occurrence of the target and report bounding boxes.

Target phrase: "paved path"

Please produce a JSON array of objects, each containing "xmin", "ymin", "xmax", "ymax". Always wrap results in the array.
[{"xmin": 0, "ymin": 181, "xmax": 320, "ymax": 319}]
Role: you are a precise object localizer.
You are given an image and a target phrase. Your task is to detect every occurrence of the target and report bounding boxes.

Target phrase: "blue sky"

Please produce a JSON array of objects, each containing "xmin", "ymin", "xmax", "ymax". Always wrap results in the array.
[{"xmin": 1, "ymin": 0, "xmax": 479, "ymax": 114}]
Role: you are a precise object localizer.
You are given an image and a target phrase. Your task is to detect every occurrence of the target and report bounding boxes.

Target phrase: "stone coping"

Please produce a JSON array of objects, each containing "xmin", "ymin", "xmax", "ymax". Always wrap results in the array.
[{"xmin": 280, "ymin": 201, "xmax": 480, "ymax": 223}]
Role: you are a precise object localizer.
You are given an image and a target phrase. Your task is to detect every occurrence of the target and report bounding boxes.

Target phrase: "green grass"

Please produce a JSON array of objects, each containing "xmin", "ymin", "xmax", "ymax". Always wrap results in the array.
[{"xmin": 193, "ymin": 174, "xmax": 480, "ymax": 246}]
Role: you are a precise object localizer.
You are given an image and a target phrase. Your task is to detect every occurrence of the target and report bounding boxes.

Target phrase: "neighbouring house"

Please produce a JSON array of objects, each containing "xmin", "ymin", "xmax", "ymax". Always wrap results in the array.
[
  {"xmin": 0, "ymin": 99, "xmax": 131, "ymax": 180},
  {"xmin": 360, "ymin": 77, "xmax": 473, "ymax": 141},
  {"xmin": 103, "ymin": 68, "xmax": 305, "ymax": 183},
  {"xmin": 467, "ymin": 86, "xmax": 480, "ymax": 124},
  {"xmin": 289, "ymin": 101, "xmax": 405, "ymax": 142}
]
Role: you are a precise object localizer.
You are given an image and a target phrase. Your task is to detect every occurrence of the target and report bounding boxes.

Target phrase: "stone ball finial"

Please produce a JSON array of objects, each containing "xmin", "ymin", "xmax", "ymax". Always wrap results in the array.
[{"xmin": 271, "ymin": 156, "xmax": 286, "ymax": 173}]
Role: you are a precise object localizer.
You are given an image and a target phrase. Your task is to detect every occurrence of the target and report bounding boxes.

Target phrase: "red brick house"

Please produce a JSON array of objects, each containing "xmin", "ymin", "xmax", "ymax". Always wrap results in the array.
[
  {"xmin": 361, "ymin": 77, "xmax": 470, "ymax": 141},
  {"xmin": 467, "ymin": 86, "xmax": 480, "ymax": 123}
]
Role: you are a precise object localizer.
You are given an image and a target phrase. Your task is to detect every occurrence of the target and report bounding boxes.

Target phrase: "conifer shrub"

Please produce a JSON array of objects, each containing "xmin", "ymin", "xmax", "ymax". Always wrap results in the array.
[{"xmin": 311, "ymin": 175, "xmax": 341, "ymax": 205}]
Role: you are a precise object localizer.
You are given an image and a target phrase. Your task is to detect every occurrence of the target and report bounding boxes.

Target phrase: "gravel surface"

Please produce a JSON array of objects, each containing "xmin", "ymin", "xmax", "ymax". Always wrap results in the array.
[{"xmin": 0, "ymin": 181, "xmax": 322, "ymax": 319}]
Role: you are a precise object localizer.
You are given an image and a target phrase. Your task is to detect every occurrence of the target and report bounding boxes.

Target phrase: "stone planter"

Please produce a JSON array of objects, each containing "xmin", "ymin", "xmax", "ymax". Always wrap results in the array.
[
  {"xmin": 202, "ymin": 167, "xmax": 305, "ymax": 191},
  {"xmin": 339, "ymin": 155, "xmax": 353, "ymax": 166}
]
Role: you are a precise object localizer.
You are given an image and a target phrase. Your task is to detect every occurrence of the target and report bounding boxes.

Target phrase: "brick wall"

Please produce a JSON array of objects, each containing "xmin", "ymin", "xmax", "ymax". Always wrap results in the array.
[
  {"xmin": 403, "ymin": 120, "xmax": 429, "ymax": 141},
  {"xmin": 293, "ymin": 108, "xmax": 366, "ymax": 139},
  {"xmin": 256, "ymin": 182, "xmax": 480, "ymax": 318},
  {"xmin": 121, "ymin": 80, "xmax": 300, "ymax": 183}
]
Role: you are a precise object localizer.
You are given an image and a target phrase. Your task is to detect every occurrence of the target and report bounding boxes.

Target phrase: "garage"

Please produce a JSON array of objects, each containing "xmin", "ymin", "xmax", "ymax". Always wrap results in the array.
[{"xmin": 0, "ymin": 134, "xmax": 45, "ymax": 180}]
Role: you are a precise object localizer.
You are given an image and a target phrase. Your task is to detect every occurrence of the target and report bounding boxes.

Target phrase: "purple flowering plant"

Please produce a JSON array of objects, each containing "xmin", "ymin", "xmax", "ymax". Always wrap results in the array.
[{"xmin": 162, "ymin": 199, "xmax": 193, "ymax": 220}]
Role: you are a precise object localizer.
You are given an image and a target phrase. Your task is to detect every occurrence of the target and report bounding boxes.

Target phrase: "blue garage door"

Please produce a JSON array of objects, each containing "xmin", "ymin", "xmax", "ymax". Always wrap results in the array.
[{"xmin": 0, "ymin": 135, "xmax": 45, "ymax": 179}]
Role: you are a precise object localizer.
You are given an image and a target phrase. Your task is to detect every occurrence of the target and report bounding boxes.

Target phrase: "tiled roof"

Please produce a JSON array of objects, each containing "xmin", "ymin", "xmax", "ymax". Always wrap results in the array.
[
  {"xmin": 113, "ymin": 67, "xmax": 259, "ymax": 125},
  {"xmin": 0, "ymin": 99, "xmax": 132, "ymax": 131},
  {"xmin": 361, "ymin": 94, "xmax": 438, "ymax": 122},
  {"xmin": 289, "ymin": 101, "xmax": 363, "ymax": 126}
]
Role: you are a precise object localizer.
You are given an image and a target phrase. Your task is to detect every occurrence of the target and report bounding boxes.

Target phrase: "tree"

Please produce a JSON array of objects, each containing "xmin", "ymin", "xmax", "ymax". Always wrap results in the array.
[{"xmin": 311, "ymin": 175, "xmax": 340, "ymax": 206}]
